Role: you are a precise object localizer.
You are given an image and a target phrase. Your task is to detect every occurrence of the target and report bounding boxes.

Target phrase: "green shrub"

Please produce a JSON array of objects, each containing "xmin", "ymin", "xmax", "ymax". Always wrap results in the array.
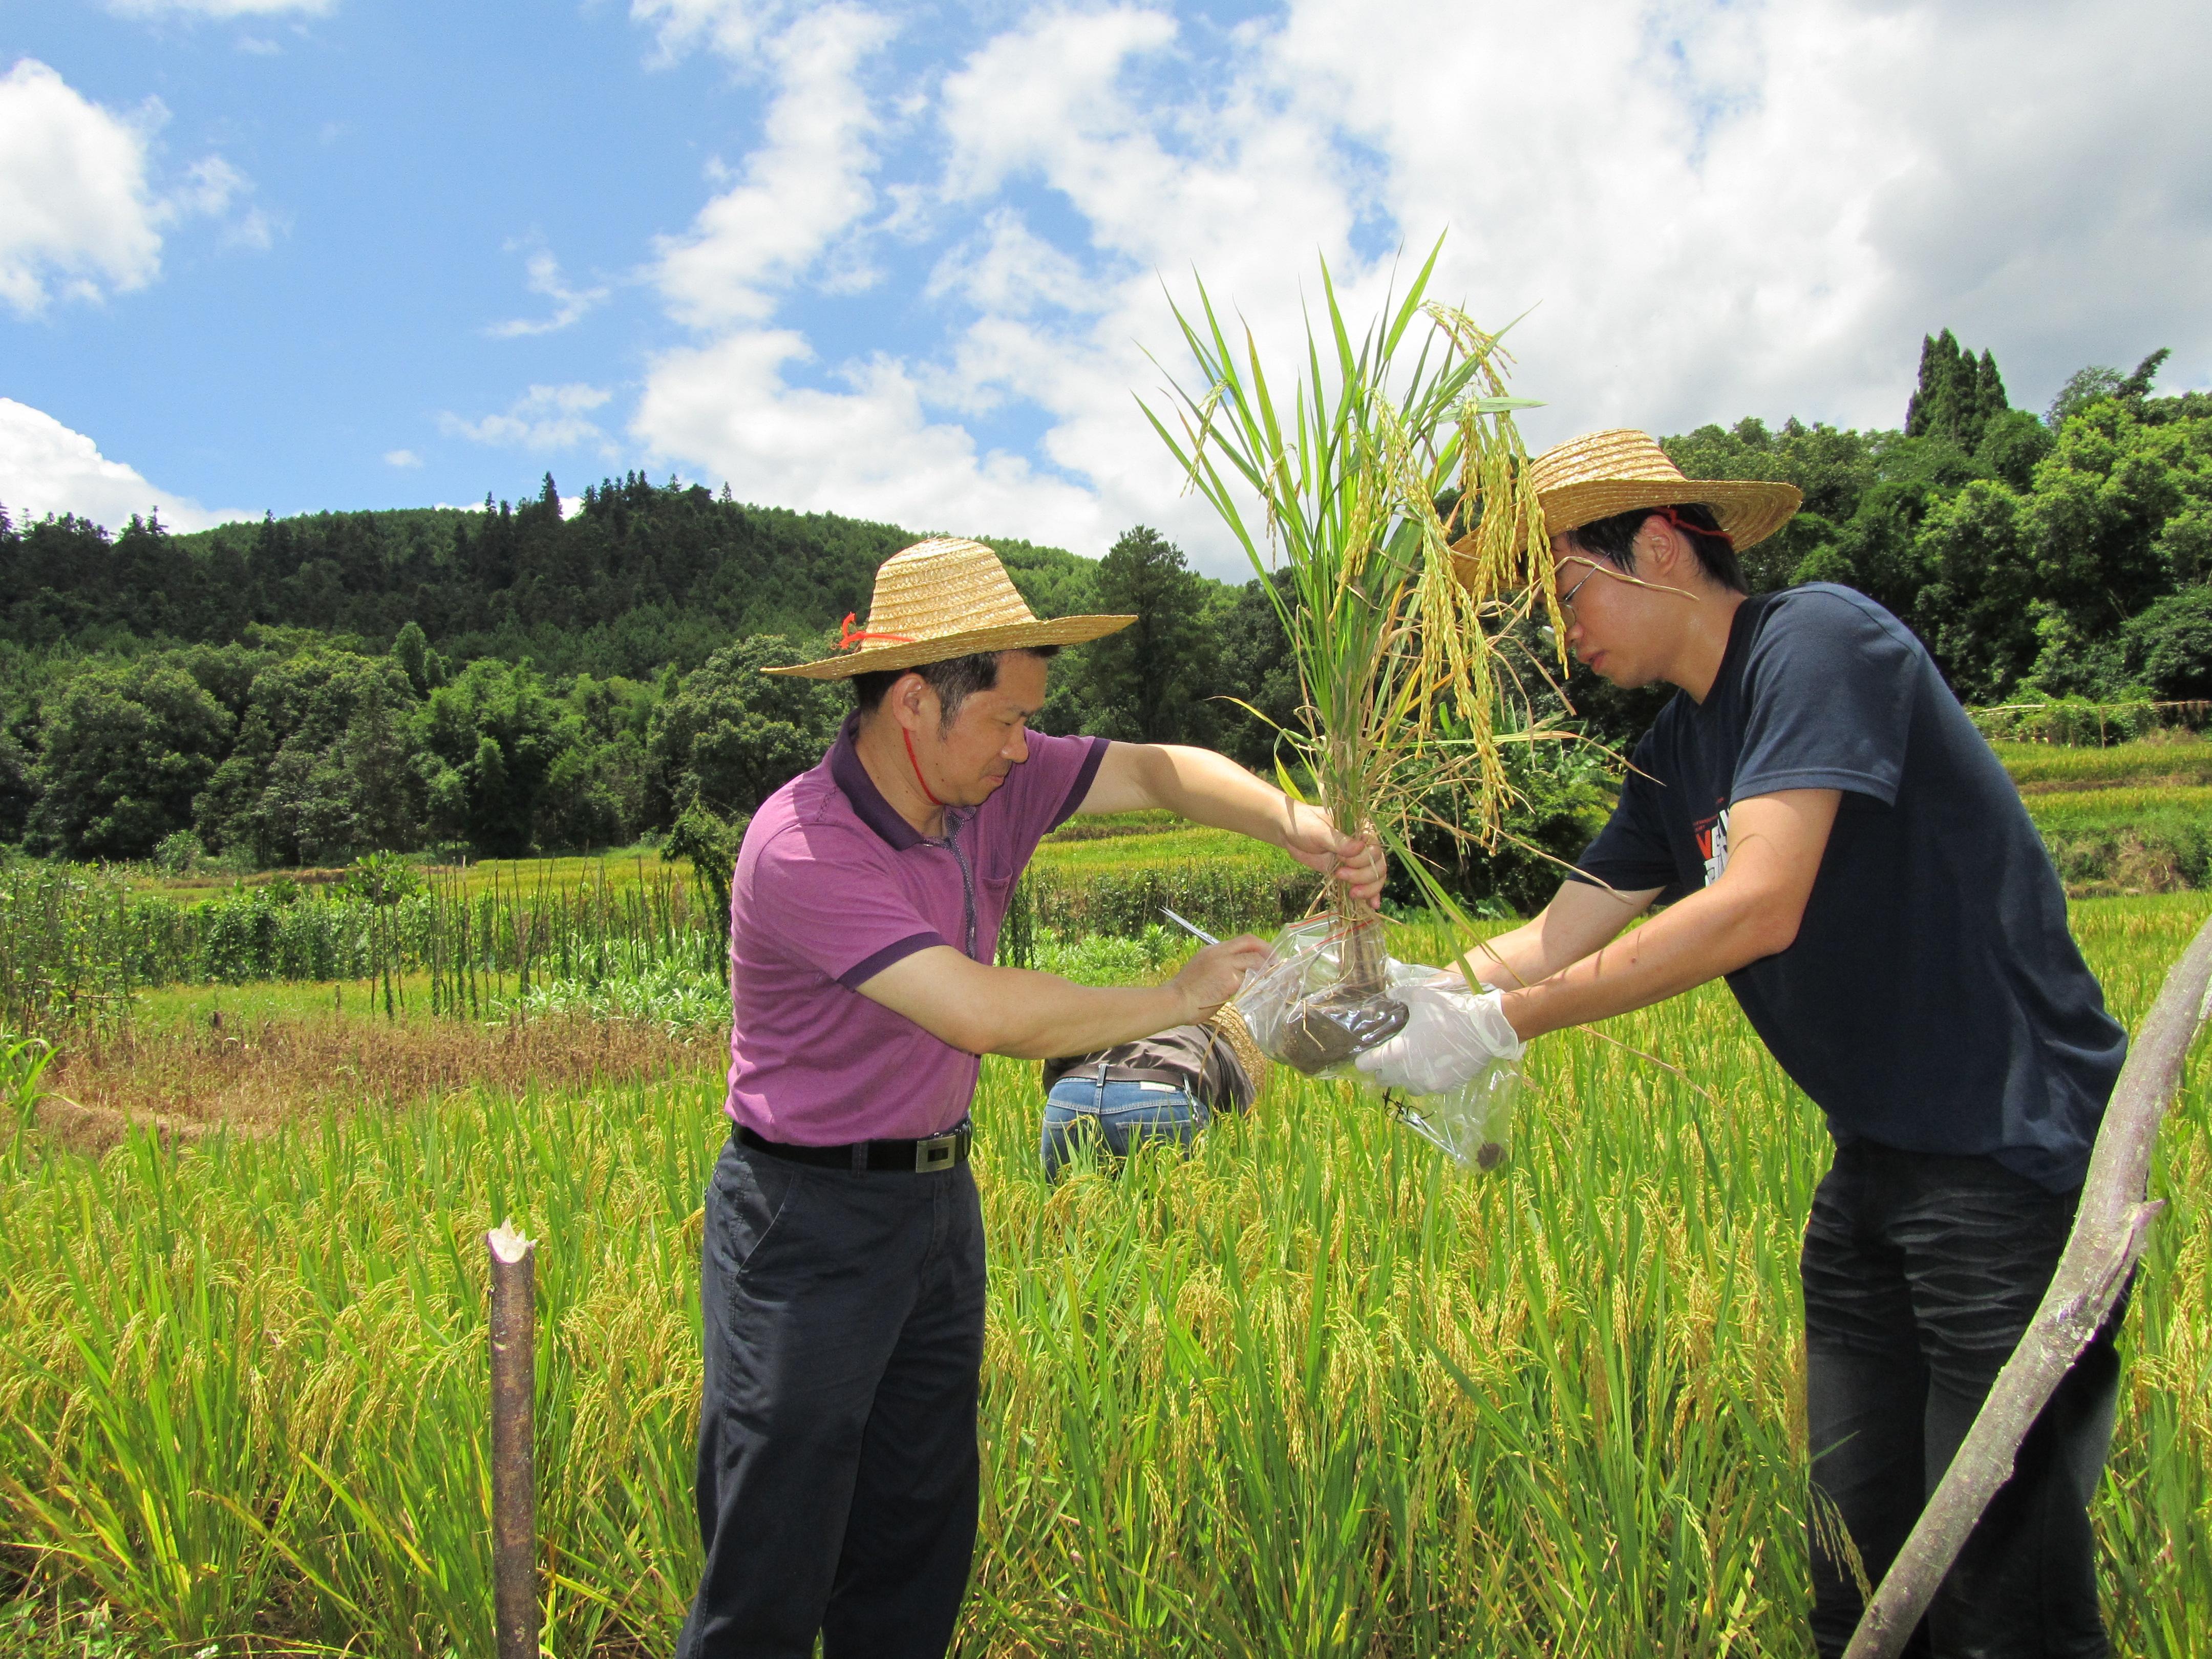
[
  {"xmin": 1973, "ymin": 694, "xmax": 2166, "ymax": 745},
  {"xmin": 1030, "ymin": 925, "xmax": 1183, "ymax": 986},
  {"xmin": 1392, "ymin": 738, "xmax": 1617, "ymax": 918},
  {"xmin": 153, "ymin": 830, "xmax": 205, "ymax": 877}
]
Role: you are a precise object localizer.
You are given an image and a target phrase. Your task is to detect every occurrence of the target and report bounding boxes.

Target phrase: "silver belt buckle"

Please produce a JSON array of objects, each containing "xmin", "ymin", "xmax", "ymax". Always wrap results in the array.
[{"xmin": 914, "ymin": 1131, "xmax": 959, "ymax": 1172}]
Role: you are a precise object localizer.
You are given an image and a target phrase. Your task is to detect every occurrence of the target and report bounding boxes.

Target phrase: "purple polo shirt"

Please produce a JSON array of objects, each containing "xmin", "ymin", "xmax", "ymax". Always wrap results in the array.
[{"xmin": 724, "ymin": 716, "xmax": 1108, "ymax": 1145}]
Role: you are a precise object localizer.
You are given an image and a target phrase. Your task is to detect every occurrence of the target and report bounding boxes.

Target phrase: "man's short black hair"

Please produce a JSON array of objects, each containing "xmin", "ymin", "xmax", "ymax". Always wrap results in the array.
[
  {"xmin": 851, "ymin": 646, "xmax": 1060, "ymax": 723},
  {"xmin": 1566, "ymin": 503, "xmax": 1747, "ymax": 594}
]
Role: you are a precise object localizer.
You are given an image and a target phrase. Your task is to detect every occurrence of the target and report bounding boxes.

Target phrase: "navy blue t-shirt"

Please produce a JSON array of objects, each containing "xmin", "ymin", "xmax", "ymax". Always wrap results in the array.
[{"xmin": 1573, "ymin": 583, "xmax": 2124, "ymax": 1192}]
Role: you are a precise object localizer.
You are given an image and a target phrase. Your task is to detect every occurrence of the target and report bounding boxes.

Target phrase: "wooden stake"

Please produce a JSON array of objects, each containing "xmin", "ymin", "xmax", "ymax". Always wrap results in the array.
[
  {"xmin": 1845, "ymin": 912, "xmax": 2212, "ymax": 1658},
  {"xmin": 487, "ymin": 1221, "xmax": 539, "ymax": 1659}
]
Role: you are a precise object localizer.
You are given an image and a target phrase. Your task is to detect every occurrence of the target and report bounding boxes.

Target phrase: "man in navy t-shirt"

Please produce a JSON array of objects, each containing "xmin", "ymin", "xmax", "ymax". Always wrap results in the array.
[{"xmin": 1359, "ymin": 430, "xmax": 2128, "ymax": 1657}]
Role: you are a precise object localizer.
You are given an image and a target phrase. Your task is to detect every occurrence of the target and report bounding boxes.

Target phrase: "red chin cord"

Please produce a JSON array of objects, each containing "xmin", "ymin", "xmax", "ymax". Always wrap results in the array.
[
  {"xmin": 1651, "ymin": 506, "xmax": 1735, "ymax": 548},
  {"xmin": 902, "ymin": 726, "xmax": 947, "ymax": 807}
]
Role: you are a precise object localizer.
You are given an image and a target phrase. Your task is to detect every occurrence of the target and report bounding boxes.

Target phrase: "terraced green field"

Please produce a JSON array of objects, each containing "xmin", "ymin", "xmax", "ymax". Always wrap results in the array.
[{"xmin": 1993, "ymin": 735, "xmax": 2212, "ymax": 793}]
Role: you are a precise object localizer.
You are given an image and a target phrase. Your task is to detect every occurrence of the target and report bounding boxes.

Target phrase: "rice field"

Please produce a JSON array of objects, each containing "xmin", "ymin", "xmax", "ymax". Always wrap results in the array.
[
  {"xmin": 2, "ymin": 895, "xmax": 2206, "ymax": 1657},
  {"xmin": 131, "ymin": 848, "xmax": 680, "ymax": 908},
  {"xmin": 2022, "ymin": 785, "xmax": 2212, "ymax": 831},
  {"xmin": 0, "ymin": 858, "xmax": 718, "ymax": 1036},
  {"xmin": 1992, "ymin": 734, "xmax": 2212, "ymax": 794}
]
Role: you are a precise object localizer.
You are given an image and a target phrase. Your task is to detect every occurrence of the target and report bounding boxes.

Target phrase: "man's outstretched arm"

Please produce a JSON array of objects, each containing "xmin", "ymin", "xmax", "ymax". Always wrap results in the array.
[
  {"xmin": 1359, "ymin": 790, "xmax": 1839, "ymax": 1094},
  {"xmin": 1453, "ymin": 876, "xmax": 1663, "ymax": 991},
  {"xmin": 856, "ymin": 935, "xmax": 1271, "ymax": 1059},
  {"xmin": 1076, "ymin": 741, "xmax": 1387, "ymax": 907},
  {"xmin": 1502, "ymin": 788, "xmax": 1840, "ymax": 1038}
]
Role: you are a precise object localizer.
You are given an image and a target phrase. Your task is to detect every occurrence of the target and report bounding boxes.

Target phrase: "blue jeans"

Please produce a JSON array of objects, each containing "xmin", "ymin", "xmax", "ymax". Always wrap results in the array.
[
  {"xmin": 1040, "ymin": 1075, "xmax": 1209, "ymax": 1179},
  {"xmin": 1802, "ymin": 1140, "xmax": 2125, "ymax": 1658}
]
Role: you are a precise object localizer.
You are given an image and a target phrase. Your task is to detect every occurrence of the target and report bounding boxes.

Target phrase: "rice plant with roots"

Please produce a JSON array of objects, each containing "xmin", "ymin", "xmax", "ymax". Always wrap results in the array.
[{"xmin": 1142, "ymin": 239, "xmax": 1568, "ymax": 1015}]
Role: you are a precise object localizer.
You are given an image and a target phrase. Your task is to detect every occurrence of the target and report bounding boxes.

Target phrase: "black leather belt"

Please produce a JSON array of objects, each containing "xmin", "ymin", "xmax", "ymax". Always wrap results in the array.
[{"xmin": 738, "ymin": 1122, "xmax": 972, "ymax": 1173}]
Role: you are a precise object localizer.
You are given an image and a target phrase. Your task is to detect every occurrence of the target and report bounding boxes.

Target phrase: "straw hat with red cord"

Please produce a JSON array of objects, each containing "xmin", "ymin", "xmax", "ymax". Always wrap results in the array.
[{"xmin": 765, "ymin": 537, "xmax": 1136, "ymax": 680}]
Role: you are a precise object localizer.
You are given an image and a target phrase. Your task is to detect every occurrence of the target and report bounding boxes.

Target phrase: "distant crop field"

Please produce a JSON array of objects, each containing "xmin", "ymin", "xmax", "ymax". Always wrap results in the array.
[
  {"xmin": 1993, "ymin": 734, "xmax": 2212, "ymax": 793},
  {"xmin": 131, "ymin": 845, "xmax": 679, "ymax": 907},
  {"xmin": 1034, "ymin": 813, "xmax": 1304, "ymax": 873},
  {"xmin": 2020, "ymin": 783, "xmax": 2212, "ymax": 830}
]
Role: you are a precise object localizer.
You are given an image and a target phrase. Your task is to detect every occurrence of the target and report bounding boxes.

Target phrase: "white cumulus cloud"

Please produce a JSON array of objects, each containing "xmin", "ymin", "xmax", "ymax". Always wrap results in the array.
[
  {"xmin": 440, "ymin": 384, "xmax": 615, "ymax": 452},
  {"xmin": 383, "ymin": 448, "xmax": 423, "ymax": 468},
  {"xmin": 0, "ymin": 60, "xmax": 165, "ymax": 314},
  {"xmin": 0, "ymin": 398, "xmax": 253, "ymax": 533},
  {"xmin": 490, "ymin": 248, "xmax": 610, "ymax": 338},
  {"xmin": 0, "ymin": 58, "xmax": 275, "ymax": 315},
  {"xmin": 652, "ymin": 5, "xmax": 895, "ymax": 328},
  {"xmin": 1263, "ymin": 0, "xmax": 2212, "ymax": 443},
  {"xmin": 622, "ymin": 0, "xmax": 2212, "ymax": 575},
  {"xmin": 637, "ymin": 328, "xmax": 1110, "ymax": 545},
  {"xmin": 630, "ymin": 0, "xmax": 808, "ymax": 66},
  {"xmin": 634, "ymin": 3, "xmax": 1155, "ymax": 550}
]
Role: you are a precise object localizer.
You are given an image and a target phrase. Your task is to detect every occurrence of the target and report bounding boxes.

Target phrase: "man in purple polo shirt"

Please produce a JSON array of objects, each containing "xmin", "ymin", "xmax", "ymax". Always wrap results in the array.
[{"xmin": 677, "ymin": 539, "xmax": 1385, "ymax": 1659}]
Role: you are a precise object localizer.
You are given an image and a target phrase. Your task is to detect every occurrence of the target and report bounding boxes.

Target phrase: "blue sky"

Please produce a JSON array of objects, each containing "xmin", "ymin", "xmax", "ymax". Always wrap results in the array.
[{"xmin": 5, "ymin": 0, "xmax": 2209, "ymax": 577}]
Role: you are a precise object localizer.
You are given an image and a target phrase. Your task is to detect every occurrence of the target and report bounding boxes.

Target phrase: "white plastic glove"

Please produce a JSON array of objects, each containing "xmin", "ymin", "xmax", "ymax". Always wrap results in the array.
[{"xmin": 1354, "ymin": 979, "xmax": 1524, "ymax": 1095}]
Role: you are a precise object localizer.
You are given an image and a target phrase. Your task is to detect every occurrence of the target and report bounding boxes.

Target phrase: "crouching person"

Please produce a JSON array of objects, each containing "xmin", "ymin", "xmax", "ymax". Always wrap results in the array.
[
  {"xmin": 679, "ymin": 538, "xmax": 1384, "ymax": 1659},
  {"xmin": 1040, "ymin": 1004, "xmax": 1268, "ymax": 1178}
]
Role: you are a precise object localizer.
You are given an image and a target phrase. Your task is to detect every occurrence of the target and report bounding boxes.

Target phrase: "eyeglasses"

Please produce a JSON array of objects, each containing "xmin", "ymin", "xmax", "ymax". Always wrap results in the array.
[{"xmin": 1555, "ymin": 561, "xmax": 1603, "ymax": 622}]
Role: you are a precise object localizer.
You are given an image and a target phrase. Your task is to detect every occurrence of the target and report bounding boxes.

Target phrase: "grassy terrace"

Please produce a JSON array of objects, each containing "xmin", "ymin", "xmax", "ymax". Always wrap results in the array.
[
  {"xmin": 1019, "ymin": 738, "xmax": 2212, "ymax": 902},
  {"xmin": 2001, "ymin": 738, "xmax": 2212, "ymax": 895},
  {"xmin": 132, "ymin": 846, "xmax": 684, "ymax": 907},
  {"xmin": 1992, "ymin": 733, "xmax": 2212, "ymax": 792}
]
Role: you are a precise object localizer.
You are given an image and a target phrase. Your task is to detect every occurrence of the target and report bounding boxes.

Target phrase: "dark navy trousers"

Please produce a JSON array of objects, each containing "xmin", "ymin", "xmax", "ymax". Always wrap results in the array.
[
  {"xmin": 1802, "ymin": 1141, "xmax": 2126, "ymax": 1658},
  {"xmin": 678, "ymin": 1132, "xmax": 987, "ymax": 1659}
]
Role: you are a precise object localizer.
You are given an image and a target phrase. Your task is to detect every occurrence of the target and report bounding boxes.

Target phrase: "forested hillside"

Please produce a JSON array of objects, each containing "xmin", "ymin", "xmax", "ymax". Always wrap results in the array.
[
  {"xmin": 1, "ymin": 333, "xmax": 2204, "ymax": 875},
  {"xmin": 3, "ymin": 476, "xmax": 1107, "ymax": 682}
]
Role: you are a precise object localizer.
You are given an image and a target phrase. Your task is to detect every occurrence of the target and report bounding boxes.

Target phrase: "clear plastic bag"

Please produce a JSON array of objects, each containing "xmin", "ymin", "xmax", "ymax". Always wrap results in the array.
[
  {"xmin": 1368, "ymin": 970, "xmax": 1523, "ymax": 1172},
  {"xmin": 1234, "ymin": 916, "xmax": 1409, "ymax": 1078},
  {"xmin": 1237, "ymin": 920, "xmax": 1520, "ymax": 1171},
  {"xmin": 1387, "ymin": 1058, "xmax": 1521, "ymax": 1171}
]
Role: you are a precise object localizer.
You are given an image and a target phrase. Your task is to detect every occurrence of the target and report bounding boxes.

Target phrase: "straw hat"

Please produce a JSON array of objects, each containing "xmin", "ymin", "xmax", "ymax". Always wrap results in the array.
[
  {"xmin": 764, "ymin": 538, "xmax": 1136, "ymax": 680},
  {"xmin": 1207, "ymin": 1004, "xmax": 1271, "ymax": 1097},
  {"xmin": 1458, "ymin": 428, "xmax": 1802, "ymax": 566}
]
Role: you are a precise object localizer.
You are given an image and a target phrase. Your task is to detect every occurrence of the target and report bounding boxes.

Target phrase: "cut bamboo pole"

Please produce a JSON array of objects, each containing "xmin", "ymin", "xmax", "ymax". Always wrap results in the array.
[
  {"xmin": 1844, "ymin": 911, "xmax": 2212, "ymax": 1658},
  {"xmin": 487, "ymin": 1221, "xmax": 539, "ymax": 1659}
]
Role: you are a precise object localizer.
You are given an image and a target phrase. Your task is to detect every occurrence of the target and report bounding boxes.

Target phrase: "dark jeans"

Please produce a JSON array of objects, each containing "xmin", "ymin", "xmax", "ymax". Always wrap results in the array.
[
  {"xmin": 1802, "ymin": 1141, "xmax": 2126, "ymax": 1659},
  {"xmin": 678, "ymin": 1131, "xmax": 987, "ymax": 1659},
  {"xmin": 1039, "ymin": 1075, "xmax": 1209, "ymax": 1179}
]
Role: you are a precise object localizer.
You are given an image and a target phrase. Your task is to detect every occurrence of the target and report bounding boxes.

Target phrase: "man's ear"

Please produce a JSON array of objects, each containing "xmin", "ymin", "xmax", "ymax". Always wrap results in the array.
[
  {"xmin": 890, "ymin": 671, "xmax": 937, "ymax": 734},
  {"xmin": 1637, "ymin": 515, "xmax": 1695, "ymax": 585}
]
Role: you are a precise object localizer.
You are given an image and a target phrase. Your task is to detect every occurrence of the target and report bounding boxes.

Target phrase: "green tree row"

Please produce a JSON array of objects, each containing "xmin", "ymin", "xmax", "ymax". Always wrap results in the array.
[
  {"xmin": 0, "ymin": 523, "xmax": 1297, "ymax": 865},
  {"xmin": 1665, "ymin": 337, "xmax": 2211, "ymax": 707}
]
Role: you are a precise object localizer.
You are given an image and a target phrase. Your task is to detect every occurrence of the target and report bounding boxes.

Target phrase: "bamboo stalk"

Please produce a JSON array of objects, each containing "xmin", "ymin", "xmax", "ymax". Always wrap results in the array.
[
  {"xmin": 1843, "ymin": 911, "xmax": 2212, "ymax": 1658},
  {"xmin": 487, "ymin": 1221, "xmax": 539, "ymax": 1659}
]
